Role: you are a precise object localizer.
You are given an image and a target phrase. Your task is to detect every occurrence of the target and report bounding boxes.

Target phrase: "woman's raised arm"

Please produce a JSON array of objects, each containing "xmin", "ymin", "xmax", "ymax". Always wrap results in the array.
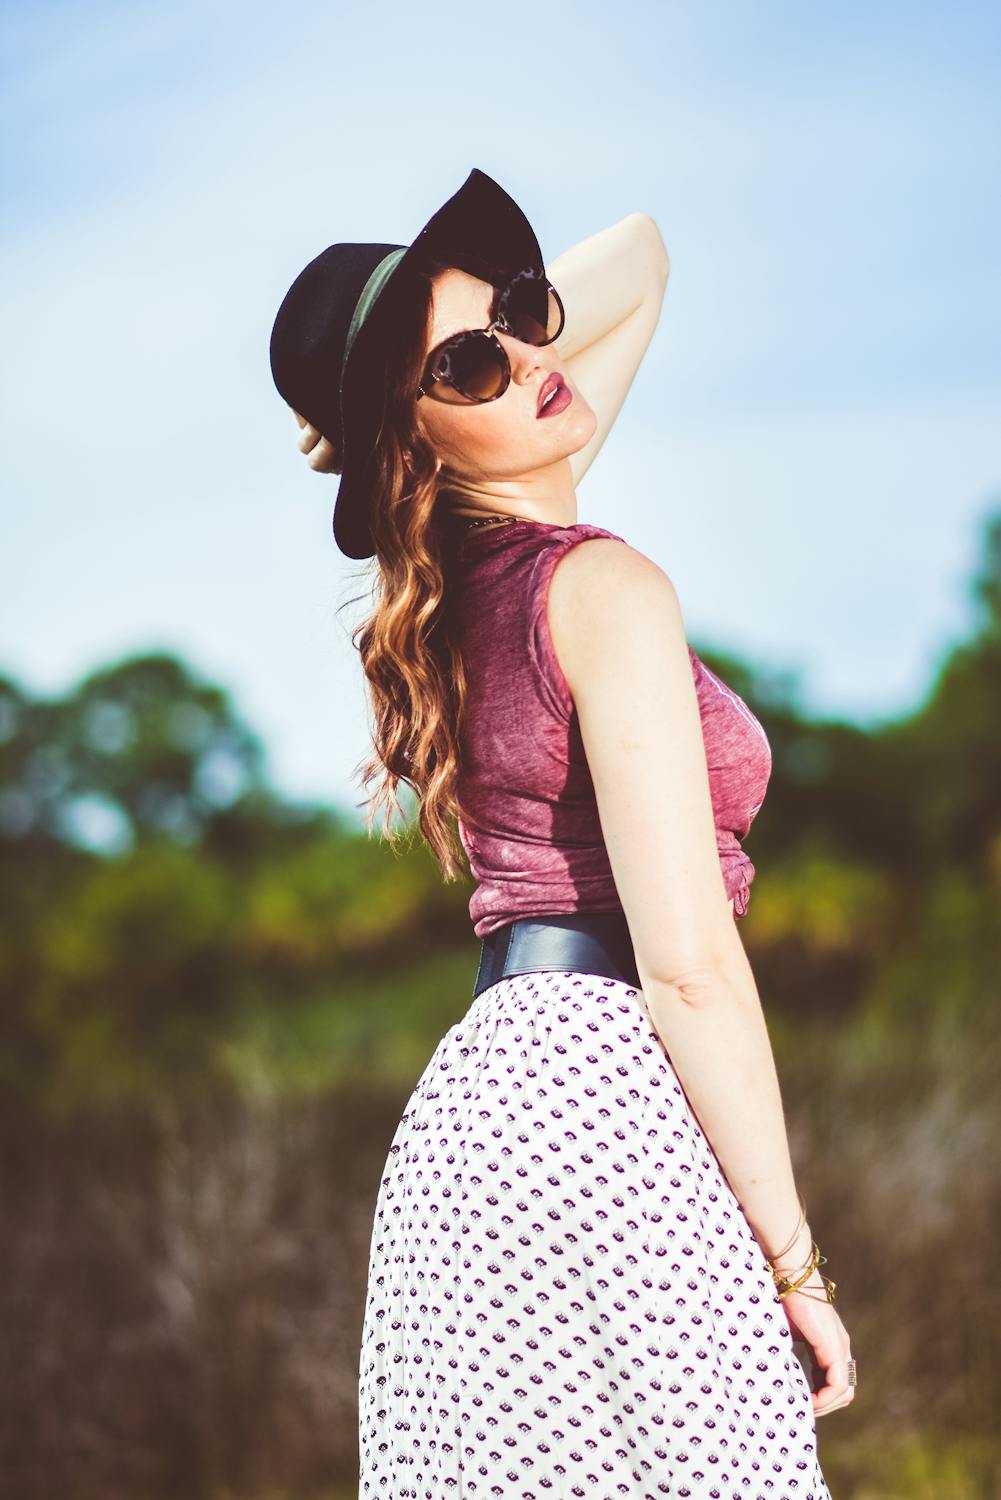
[{"xmin": 548, "ymin": 213, "xmax": 670, "ymax": 488}]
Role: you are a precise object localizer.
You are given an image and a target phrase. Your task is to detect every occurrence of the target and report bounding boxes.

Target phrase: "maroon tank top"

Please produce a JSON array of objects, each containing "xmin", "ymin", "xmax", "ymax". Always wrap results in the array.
[{"xmin": 447, "ymin": 518, "xmax": 772, "ymax": 939}]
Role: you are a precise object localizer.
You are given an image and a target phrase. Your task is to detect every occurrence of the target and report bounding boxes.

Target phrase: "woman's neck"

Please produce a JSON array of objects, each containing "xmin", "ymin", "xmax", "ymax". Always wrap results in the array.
[{"xmin": 438, "ymin": 474, "xmax": 578, "ymax": 531}]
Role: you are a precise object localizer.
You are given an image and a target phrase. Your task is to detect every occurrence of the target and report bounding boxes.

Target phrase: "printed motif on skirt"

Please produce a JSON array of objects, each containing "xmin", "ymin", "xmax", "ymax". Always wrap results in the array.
[{"xmin": 358, "ymin": 969, "xmax": 832, "ymax": 1500}]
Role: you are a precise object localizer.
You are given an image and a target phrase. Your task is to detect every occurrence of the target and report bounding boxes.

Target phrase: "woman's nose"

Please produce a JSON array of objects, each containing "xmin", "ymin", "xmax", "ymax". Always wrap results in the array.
[{"xmin": 500, "ymin": 332, "xmax": 544, "ymax": 385}]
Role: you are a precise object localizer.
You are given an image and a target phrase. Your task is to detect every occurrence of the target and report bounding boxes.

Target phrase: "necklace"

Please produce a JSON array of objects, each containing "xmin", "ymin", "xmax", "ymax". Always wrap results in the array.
[{"xmin": 457, "ymin": 511, "xmax": 519, "ymax": 531}]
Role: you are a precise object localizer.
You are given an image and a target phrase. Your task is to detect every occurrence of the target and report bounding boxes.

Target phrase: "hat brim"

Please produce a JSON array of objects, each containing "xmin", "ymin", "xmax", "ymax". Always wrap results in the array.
[{"xmin": 332, "ymin": 167, "xmax": 547, "ymax": 561}]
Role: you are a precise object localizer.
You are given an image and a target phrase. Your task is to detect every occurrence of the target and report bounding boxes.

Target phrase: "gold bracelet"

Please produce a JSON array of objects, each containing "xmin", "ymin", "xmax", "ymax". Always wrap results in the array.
[
  {"xmin": 770, "ymin": 1240, "xmax": 837, "ymax": 1303},
  {"xmin": 771, "ymin": 1239, "xmax": 820, "ymax": 1295},
  {"xmin": 767, "ymin": 1193, "xmax": 809, "ymax": 1264},
  {"xmin": 759, "ymin": 1196, "xmax": 838, "ymax": 1304}
]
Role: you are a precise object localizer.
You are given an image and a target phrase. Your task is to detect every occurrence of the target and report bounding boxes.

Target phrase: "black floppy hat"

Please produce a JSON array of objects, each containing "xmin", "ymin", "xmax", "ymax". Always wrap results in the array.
[{"xmin": 269, "ymin": 167, "xmax": 547, "ymax": 560}]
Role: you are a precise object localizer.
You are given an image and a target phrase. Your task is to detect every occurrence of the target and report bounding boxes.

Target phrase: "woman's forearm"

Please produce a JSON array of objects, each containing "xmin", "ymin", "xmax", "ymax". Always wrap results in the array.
[
  {"xmin": 644, "ymin": 956, "xmax": 817, "ymax": 1277},
  {"xmin": 547, "ymin": 211, "xmax": 670, "ymax": 361}
]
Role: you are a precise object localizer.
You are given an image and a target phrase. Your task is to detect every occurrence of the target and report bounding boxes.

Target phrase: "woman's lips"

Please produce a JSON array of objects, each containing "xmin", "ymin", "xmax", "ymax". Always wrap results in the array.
[{"xmin": 537, "ymin": 377, "xmax": 573, "ymax": 418}]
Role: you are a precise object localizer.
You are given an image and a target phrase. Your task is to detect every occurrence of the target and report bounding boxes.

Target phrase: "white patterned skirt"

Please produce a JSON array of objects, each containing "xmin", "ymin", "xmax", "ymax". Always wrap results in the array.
[{"xmin": 357, "ymin": 968, "xmax": 832, "ymax": 1500}]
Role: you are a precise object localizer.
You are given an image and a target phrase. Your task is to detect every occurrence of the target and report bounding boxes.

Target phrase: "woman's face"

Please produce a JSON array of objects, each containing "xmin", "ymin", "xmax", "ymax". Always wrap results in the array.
[{"xmin": 413, "ymin": 267, "xmax": 596, "ymax": 489}]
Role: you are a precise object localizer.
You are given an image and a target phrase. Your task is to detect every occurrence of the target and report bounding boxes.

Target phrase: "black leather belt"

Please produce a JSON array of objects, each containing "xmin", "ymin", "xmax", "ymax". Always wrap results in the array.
[{"xmin": 472, "ymin": 909, "xmax": 641, "ymax": 999}]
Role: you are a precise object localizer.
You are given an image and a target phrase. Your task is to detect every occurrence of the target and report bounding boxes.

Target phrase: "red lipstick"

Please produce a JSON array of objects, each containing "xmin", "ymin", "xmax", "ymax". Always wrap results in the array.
[{"xmin": 537, "ymin": 372, "xmax": 573, "ymax": 418}]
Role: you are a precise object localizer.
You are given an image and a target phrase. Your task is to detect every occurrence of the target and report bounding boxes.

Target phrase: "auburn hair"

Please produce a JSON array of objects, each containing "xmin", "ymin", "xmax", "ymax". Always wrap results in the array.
[{"xmin": 338, "ymin": 250, "xmax": 490, "ymax": 883}]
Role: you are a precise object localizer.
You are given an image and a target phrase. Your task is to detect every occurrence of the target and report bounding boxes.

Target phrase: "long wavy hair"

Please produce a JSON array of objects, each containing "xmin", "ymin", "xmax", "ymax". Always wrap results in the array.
[{"xmin": 337, "ymin": 249, "xmax": 494, "ymax": 883}]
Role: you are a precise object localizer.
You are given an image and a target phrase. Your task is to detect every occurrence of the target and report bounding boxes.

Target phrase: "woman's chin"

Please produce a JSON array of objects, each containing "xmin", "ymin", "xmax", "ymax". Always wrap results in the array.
[{"xmin": 559, "ymin": 399, "xmax": 598, "ymax": 450}]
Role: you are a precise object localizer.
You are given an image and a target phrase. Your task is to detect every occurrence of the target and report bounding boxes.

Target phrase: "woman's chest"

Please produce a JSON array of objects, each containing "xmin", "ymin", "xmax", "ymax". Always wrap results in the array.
[{"xmin": 690, "ymin": 648, "xmax": 772, "ymax": 831}]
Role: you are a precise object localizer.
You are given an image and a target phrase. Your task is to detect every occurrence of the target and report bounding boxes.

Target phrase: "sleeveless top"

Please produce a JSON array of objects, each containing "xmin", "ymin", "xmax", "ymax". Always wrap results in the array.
[{"xmin": 446, "ymin": 518, "xmax": 773, "ymax": 939}]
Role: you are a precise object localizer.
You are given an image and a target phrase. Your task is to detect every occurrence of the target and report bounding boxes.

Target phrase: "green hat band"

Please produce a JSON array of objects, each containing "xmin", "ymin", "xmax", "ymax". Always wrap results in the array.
[{"xmin": 339, "ymin": 246, "xmax": 408, "ymax": 403}]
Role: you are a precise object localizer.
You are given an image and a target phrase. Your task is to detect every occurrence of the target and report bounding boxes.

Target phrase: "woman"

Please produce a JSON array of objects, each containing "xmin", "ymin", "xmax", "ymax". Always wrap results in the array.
[{"xmin": 270, "ymin": 167, "xmax": 854, "ymax": 1498}]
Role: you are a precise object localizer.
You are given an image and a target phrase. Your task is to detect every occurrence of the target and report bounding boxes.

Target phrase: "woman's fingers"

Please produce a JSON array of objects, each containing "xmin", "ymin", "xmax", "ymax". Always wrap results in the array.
[
  {"xmin": 786, "ymin": 1300, "xmax": 855, "ymax": 1418},
  {"xmin": 308, "ymin": 435, "xmax": 339, "ymax": 472},
  {"xmin": 811, "ymin": 1344, "xmax": 856, "ymax": 1417},
  {"xmin": 296, "ymin": 419, "xmax": 322, "ymax": 455},
  {"xmin": 290, "ymin": 409, "xmax": 339, "ymax": 474}
]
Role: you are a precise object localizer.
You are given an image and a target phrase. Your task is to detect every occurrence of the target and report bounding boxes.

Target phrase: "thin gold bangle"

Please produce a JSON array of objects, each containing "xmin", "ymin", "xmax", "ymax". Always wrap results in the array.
[{"xmin": 767, "ymin": 1193, "xmax": 809, "ymax": 1265}]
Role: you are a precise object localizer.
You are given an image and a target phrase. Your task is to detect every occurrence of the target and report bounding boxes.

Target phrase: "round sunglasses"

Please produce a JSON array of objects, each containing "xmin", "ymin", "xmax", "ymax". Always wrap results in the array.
[{"xmin": 416, "ymin": 265, "xmax": 566, "ymax": 405}]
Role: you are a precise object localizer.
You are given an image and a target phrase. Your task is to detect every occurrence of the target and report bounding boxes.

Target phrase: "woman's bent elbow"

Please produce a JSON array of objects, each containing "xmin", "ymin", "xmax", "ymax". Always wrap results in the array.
[{"xmin": 641, "ymin": 964, "xmax": 740, "ymax": 1011}]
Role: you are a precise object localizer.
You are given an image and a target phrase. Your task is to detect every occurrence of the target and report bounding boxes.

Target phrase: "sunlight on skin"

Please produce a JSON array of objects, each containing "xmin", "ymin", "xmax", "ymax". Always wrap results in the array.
[{"xmin": 288, "ymin": 267, "xmax": 596, "ymax": 524}]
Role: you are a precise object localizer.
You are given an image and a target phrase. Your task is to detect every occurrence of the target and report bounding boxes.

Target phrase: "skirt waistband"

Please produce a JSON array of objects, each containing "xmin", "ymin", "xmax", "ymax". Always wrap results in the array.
[{"xmin": 472, "ymin": 910, "xmax": 641, "ymax": 998}]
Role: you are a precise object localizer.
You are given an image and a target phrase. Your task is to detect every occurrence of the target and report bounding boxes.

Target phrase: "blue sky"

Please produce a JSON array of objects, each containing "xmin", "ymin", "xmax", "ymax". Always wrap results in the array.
[{"xmin": 2, "ymin": 0, "xmax": 999, "ymax": 816}]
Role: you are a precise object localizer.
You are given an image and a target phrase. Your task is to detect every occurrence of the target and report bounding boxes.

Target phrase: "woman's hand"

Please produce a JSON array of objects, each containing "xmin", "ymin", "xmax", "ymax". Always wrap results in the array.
[
  {"xmin": 291, "ymin": 409, "xmax": 340, "ymax": 474},
  {"xmin": 782, "ymin": 1290, "xmax": 856, "ymax": 1418}
]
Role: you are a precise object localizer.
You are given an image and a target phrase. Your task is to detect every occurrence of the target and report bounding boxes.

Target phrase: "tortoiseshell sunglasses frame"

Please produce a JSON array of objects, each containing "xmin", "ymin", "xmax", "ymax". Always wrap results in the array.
[{"xmin": 416, "ymin": 265, "xmax": 566, "ymax": 405}]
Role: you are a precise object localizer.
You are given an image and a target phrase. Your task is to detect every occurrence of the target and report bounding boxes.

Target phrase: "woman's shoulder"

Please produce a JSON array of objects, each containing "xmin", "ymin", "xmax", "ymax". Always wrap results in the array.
[
  {"xmin": 546, "ymin": 530, "xmax": 690, "ymax": 687},
  {"xmin": 547, "ymin": 527, "xmax": 680, "ymax": 609},
  {"xmin": 451, "ymin": 517, "xmax": 629, "ymax": 580}
]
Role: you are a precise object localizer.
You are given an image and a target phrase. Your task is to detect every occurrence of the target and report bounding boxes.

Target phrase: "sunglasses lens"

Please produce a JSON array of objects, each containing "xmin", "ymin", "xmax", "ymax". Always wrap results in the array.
[
  {"xmin": 432, "ymin": 333, "xmax": 508, "ymax": 404},
  {"xmin": 498, "ymin": 269, "xmax": 565, "ymax": 346},
  {"xmin": 421, "ymin": 270, "xmax": 565, "ymax": 403}
]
